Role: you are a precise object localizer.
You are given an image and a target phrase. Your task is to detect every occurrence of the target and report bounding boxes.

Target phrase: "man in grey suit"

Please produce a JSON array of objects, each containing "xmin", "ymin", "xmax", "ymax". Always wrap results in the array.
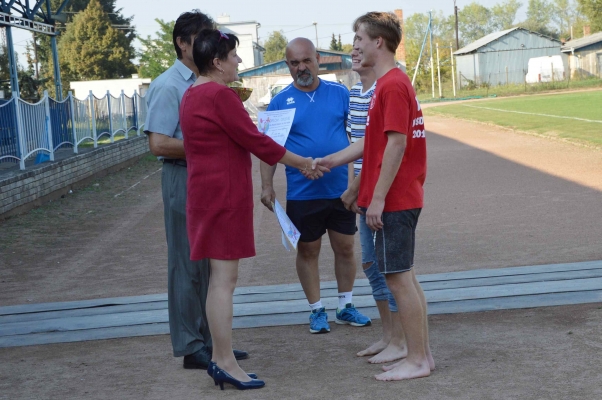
[{"xmin": 144, "ymin": 10, "xmax": 247, "ymax": 369}]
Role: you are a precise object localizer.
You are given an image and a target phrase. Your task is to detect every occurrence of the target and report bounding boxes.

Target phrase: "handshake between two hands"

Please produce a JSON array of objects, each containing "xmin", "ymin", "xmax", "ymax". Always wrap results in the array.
[{"xmin": 299, "ymin": 157, "xmax": 331, "ymax": 180}]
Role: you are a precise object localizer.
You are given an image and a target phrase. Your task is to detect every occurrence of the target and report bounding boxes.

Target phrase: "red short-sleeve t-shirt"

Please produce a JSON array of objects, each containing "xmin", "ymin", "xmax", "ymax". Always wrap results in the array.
[{"xmin": 357, "ymin": 68, "xmax": 427, "ymax": 212}]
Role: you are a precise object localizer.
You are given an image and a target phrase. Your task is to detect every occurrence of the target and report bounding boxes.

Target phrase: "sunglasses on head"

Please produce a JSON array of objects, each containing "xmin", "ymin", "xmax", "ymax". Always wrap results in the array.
[{"xmin": 218, "ymin": 30, "xmax": 229, "ymax": 41}]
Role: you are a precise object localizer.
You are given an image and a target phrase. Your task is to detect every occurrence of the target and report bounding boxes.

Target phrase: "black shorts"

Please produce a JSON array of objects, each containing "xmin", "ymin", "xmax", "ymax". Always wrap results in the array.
[
  {"xmin": 286, "ymin": 198, "xmax": 357, "ymax": 242},
  {"xmin": 375, "ymin": 208, "xmax": 421, "ymax": 274}
]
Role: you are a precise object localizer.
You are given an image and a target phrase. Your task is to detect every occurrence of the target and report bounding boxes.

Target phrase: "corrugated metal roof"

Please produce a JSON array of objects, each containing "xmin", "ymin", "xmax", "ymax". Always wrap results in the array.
[
  {"xmin": 454, "ymin": 27, "xmax": 560, "ymax": 55},
  {"xmin": 319, "ymin": 56, "xmax": 342, "ymax": 64},
  {"xmin": 561, "ymin": 31, "xmax": 602, "ymax": 52},
  {"xmin": 454, "ymin": 28, "xmax": 519, "ymax": 55}
]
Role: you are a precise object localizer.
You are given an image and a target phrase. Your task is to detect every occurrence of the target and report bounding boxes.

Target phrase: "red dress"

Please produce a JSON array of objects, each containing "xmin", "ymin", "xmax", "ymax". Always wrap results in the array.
[{"xmin": 180, "ymin": 82, "xmax": 286, "ymax": 260}]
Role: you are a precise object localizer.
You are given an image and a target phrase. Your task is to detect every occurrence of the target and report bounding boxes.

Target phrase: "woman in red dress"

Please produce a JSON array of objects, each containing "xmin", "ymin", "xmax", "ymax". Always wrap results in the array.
[{"xmin": 180, "ymin": 29, "xmax": 324, "ymax": 391}]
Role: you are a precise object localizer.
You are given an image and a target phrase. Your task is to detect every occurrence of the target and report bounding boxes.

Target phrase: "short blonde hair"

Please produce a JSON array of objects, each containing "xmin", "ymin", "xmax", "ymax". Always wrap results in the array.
[{"xmin": 353, "ymin": 12, "xmax": 402, "ymax": 53}]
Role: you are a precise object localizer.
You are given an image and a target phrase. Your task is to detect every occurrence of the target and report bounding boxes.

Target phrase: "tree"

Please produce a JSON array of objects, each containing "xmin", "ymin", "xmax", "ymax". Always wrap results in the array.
[
  {"xmin": 404, "ymin": 12, "xmax": 456, "ymax": 91},
  {"xmin": 37, "ymin": 0, "xmax": 136, "ymax": 97},
  {"xmin": 0, "ymin": 40, "xmax": 43, "ymax": 100},
  {"xmin": 338, "ymin": 34, "xmax": 343, "ymax": 51},
  {"xmin": 17, "ymin": 70, "xmax": 43, "ymax": 102},
  {"xmin": 58, "ymin": 0, "xmax": 135, "ymax": 83},
  {"xmin": 330, "ymin": 33, "xmax": 339, "ymax": 51},
  {"xmin": 264, "ymin": 30, "xmax": 288, "ymax": 63},
  {"xmin": 138, "ymin": 19, "xmax": 176, "ymax": 79},
  {"xmin": 341, "ymin": 44, "xmax": 353, "ymax": 53},
  {"xmin": 21, "ymin": 41, "xmax": 44, "ymax": 101},
  {"xmin": 50, "ymin": 0, "xmax": 136, "ymax": 46},
  {"xmin": 552, "ymin": 0, "xmax": 587, "ymax": 40},
  {"xmin": 0, "ymin": 34, "xmax": 12, "ymax": 97},
  {"xmin": 577, "ymin": 0, "xmax": 602, "ymax": 32},
  {"xmin": 522, "ymin": 0, "xmax": 557, "ymax": 36},
  {"xmin": 491, "ymin": 0, "xmax": 523, "ymax": 31},
  {"xmin": 459, "ymin": 2, "xmax": 494, "ymax": 43}
]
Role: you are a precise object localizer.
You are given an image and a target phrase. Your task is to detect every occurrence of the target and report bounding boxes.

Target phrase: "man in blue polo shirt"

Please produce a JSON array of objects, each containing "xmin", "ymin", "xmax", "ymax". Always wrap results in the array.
[{"xmin": 260, "ymin": 37, "xmax": 371, "ymax": 334}]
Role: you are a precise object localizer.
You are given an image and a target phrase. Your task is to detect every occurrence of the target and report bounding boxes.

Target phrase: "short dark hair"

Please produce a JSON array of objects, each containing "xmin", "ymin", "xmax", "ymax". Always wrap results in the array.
[
  {"xmin": 192, "ymin": 29, "xmax": 239, "ymax": 75},
  {"xmin": 173, "ymin": 10, "xmax": 215, "ymax": 59},
  {"xmin": 353, "ymin": 12, "xmax": 402, "ymax": 53}
]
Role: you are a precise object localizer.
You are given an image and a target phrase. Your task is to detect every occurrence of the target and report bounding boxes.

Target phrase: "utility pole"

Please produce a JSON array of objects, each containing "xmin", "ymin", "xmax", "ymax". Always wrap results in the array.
[
  {"xmin": 454, "ymin": 0, "xmax": 460, "ymax": 50},
  {"xmin": 313, "ymin": 22, "xmax": 318, "ymax": 49},
  {"xmin": 436, "ymin": 43, "xmax": 442, "ymax": 98},
  {"xmin": 32, "ymin": 32, "xmax": 39, "ymax": 80},
  {"xmin": 429, "ymin": 11, "xmax": 435, "ymax": 99}
]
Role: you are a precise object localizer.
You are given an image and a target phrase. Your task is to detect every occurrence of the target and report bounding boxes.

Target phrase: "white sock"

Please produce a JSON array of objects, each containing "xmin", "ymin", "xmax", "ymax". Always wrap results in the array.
[
  {"xmin": 338, "ymin": 292, "xmax": 353, "ymax": 309},
  {"xmin": 309, "ymin": 300, "xmax": 323, "ymax": 311}
]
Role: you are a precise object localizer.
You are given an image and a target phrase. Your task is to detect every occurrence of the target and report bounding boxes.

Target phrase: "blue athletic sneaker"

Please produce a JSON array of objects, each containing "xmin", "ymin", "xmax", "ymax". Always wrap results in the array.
[
  {"xmin": 335, "ymin": 303, "xmax": 372, "ymax": 326},
  {"xmin": 309, "ymin": 307, "xmax": 330, "ymax": 334}
]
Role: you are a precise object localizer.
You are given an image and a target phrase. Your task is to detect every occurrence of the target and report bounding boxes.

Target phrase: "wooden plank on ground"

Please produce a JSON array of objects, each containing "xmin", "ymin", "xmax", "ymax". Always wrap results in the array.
[
  {"xmin": 233, "ymin": 260, "xmax": 602, "ymax": 294},
  {"xmin": 232, "ymin": 268, "xmax": 602, "ymax": 304},
  {"xmin": 0, "ymin": 294, "xmax": 167, "ymax": 316},
  {"xmin": 233, "ymin": 277, "xmax": 602, "ymax": 317},
  {"xmin": 0, "ymin": 301, "xmax": 168, "ymax": 324},
  {"xmin": 2, "ymin": 290, "xmax": 601, "ymax": 348},
  {"xmin": 3, "ymin": 277, "xmax": 602, "ymax": 337},
  {"xmin": 3, "ymin": 267, "xmax": 601, "ymax": 326},
  {"xmin": 0, "ymin": 323, "xmax": 170, "ymax": 348},
  {"xmin": 2, "ymin": 261, "xmax": 600, "ymax": 316}
]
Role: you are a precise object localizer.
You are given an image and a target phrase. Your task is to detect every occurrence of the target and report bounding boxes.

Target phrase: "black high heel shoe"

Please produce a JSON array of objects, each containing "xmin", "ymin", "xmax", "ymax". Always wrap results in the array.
[
  {"xmin": 207, "ymin": 361, "xmax": 257, "ymax": 385},
  {"xmin": 213, "ymin": 365, "xmax": 265, "ymax": 390}
]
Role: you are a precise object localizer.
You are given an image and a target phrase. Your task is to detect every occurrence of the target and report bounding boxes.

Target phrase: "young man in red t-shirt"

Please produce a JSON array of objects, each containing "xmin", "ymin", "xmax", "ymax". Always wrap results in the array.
[{"xmin": 313, "ymin": 11, "xmax": 433, "ymax": 381}]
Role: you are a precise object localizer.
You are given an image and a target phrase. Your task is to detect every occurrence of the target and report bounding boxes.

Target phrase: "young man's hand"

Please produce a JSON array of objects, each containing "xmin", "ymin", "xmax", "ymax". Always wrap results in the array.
[
  {"xmin": 366, "ymin": 198, "xmax": 385, "ymax": 231},
  {"xmin": 312, "ymin": 155, "xmax": 335, "ymax": 171},
  {"xmin": 341, "ymin": 187, "xmax": 362, "ymax": 214}
]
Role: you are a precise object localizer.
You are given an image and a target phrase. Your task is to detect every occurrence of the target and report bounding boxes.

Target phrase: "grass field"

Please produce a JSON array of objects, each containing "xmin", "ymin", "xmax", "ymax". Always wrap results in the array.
[
  {"xmin": 424, "ymin": 90, "xmax": 602, "ymax": 147},
  {"xmin": 416, "ymin": 76, "xmax": 602, "ymax": 102}
]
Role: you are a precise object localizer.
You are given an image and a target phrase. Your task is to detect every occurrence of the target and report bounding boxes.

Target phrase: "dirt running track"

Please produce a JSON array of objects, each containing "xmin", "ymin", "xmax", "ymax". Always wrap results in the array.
[{"xmin": 0, "ymin": 115, "xmax": 601, "ymax": 399}]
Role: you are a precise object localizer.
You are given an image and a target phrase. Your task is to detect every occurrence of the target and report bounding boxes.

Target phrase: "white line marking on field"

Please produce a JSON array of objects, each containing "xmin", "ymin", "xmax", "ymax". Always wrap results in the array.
[
  {"xmin": 114, "ymin": 167, "xmax": 162, "ymax": 198},
  {"xmin": 461, "ymin": 105, "xmax": 602, "ymax": 123}
]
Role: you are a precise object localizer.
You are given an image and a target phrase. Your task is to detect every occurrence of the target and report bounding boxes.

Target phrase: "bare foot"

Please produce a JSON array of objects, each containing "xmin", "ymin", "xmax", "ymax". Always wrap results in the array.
[
  {"xmin": 357, "ymin": 339, "xmax": 389, "ymax": 357},
  {"xmin": 384, "ymin": 354, "xmax": 436, "ymax": 372},
  {"xmin": 427, "ymin": 350, "xmax": 435, "ymax": 371},
  {"xmin": 368, "ymin": 343, "xmax": 407, "ymax": 364},
  {"xmin": 375, "ymin": 359, "xmax": 431, "ymax": 381},
  {"xmin": 382, "ymin": 360, "xmax": 402, "ymax": 371}
]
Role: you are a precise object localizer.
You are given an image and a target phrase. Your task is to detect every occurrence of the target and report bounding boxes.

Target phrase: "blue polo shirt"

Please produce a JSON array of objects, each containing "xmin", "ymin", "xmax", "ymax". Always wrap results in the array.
[
  {"xmin": 144, "ymin": 59, "xmax": 196, "ymax": 140},
  {"xmin": 268, "ymin": 79, "xmax": 350, "ymax": 200}
]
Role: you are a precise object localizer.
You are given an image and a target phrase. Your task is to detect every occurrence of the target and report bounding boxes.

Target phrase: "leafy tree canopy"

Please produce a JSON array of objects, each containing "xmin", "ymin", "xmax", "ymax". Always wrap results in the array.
[
  {"xmin": 459, "ymin": 2, "xmax": 493, "ymax": 43},
  {"xmin": 341, "ymin": 43, "xmax": 353, "ymax": 53},
  {"xmin": 577, "ymin": 0, "xmax": 602, "ymax": 32},
  {"xmin": 263, "ymin": 30, "xmax": 288, "ymax": 63},
  {"xmin": 138, "ymin": 19, "xmax": 176, "ymax": 79},
  {"xmin": 522, "ymin": 0, "xmax": 558, "ymax": 37},
  {"xmin": 329, "ymin": 33, "xmax": 343, "ymax": 51},
  {"xmin": 36, "ymin": 0, "xmax": 136, "ymax": 96},
  {"xmin": 490, "ymin": 0, "xmax": 523, "ymax": 31},
  {"xmin": 58, "ymin": 0, "xmax": 135, "ymax": 82}
]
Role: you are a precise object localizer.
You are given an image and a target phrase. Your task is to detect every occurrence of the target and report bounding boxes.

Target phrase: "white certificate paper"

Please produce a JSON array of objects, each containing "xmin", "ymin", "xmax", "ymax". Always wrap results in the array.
[
  {"xmin": 257, "ymin": 109, "xmax": 296, "ymax": 146},
  {"xmin": 272, "ymin": 200, "xmax": 300, "ymax": 250}
]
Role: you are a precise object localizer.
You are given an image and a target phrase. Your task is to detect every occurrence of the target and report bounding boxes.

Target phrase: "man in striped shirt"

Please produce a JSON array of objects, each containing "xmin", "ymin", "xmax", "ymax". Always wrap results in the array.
[{"xmin": 342, "ymin": 48, "xmax": 406, "ymax": 364}]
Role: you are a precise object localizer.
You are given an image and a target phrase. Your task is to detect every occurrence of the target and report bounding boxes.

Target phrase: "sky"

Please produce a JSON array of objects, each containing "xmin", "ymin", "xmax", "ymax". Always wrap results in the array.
[{"xmin": 8, "ymin": 0, "xmax": 529, "ymax": 66}]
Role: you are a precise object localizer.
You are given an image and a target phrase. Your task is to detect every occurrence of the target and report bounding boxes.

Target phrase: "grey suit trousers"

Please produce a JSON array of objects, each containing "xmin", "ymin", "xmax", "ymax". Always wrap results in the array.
[{"xmin": 162, "ymin": 162, "xmax": 212, "ymax": 357}]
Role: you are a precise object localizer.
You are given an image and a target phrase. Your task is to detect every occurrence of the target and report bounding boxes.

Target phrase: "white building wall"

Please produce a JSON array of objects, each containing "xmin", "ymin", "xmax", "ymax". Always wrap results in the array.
[
  {"xmin": 234, "ymin": 34, "xmax": 257, "ymax": 70},
  {"xmin": 218, "ymin": 16, "xmax": 263, "ymax": 69}
]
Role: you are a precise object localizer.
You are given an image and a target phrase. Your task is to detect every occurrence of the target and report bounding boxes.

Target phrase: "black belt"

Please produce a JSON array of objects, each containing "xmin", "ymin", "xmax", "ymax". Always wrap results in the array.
[{"xmin": 163, "ymin": 159, "xmax": 187, "ymax": 167}]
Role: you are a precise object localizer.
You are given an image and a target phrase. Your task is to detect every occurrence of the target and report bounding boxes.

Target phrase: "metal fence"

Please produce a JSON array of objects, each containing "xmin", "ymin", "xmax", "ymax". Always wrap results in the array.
[{"xmin": 0, "ymin": 90, "xmax": 147, "ymax": 170}]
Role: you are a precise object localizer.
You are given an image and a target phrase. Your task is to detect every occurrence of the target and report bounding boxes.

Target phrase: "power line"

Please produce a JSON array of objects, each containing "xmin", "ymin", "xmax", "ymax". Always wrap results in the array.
[{"xmin": 283, "ymin": 24, "xmax": 314, "ymax": 34}]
